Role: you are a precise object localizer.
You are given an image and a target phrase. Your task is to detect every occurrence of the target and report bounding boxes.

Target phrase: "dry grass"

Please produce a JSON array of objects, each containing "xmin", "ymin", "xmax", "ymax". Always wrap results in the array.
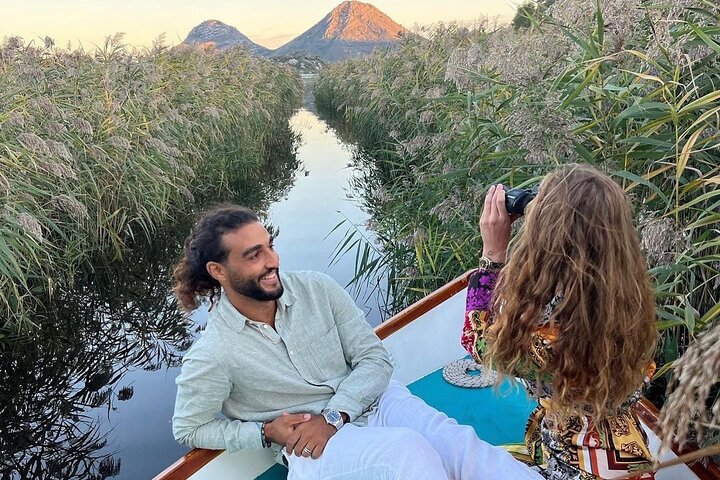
[
  {"xmin": 0, "ymin": 35, "xmax": 302, "ymax": 335},
  {"xmin": 660, "ymin": 321, "xmax": 720, "ymax": 450},
  {"xmin": 315, "ymin": 0, "xmax": 719, "ymax": 433}
]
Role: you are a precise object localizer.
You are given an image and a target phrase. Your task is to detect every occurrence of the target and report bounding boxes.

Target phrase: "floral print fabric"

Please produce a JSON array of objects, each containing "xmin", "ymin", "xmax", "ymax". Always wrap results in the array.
[{"xmin": 462, "ymin": 269, "xmax": 655, "ymax": 479}]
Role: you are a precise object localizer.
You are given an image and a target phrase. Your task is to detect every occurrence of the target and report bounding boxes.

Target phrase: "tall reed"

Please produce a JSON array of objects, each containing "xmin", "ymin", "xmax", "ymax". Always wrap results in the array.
[
  {"xmin": 0, "ymin": 36, "xmax": 302, "ymax": 336},
  {"xmin": 316, "ymin": 0, "xmax": 719, "ymax": 417}
]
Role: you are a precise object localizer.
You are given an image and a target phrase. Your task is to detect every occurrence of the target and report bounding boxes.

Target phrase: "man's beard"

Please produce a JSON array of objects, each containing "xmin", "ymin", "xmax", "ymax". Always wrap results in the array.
[{"xmin": 227, "ymin": 268, "xmax": 284, "ymax": 301}]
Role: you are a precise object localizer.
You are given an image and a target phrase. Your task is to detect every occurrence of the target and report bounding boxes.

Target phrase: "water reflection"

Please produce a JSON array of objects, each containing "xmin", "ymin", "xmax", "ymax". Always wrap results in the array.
[
  {"xmin": 0, "ymin": 124, "xmax": 301, "ymax": 479},
  {"xmin": 270, "ymin": 108, "xmax": 384, "ymax": 325},
  {"xmin": 313, "ymin": 104, "xmax": 405, "ymax": 317},
  {"xmin": 0, "ymin": 231, "xmax": 194, "ymax": 480},
  {"xmin": 0, "ymin": 105, "xmax": 387, "ymax": 479}
]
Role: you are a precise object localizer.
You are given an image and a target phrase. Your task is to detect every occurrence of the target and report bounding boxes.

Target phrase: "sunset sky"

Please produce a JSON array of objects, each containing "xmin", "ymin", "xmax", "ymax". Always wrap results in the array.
[{"xmin": 0, "ymin": 0, "xmax": 517, "ymax": 49}]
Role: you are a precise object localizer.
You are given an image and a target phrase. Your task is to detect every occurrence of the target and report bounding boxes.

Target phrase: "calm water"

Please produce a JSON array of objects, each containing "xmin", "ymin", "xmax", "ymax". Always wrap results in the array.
[
  {"xmin": 269, "ymin": 108, "xmax": 382, "ymax": 327},
  {"xmin": 0, "ymin": 107, "xmax": 383, "ymax": 479}
]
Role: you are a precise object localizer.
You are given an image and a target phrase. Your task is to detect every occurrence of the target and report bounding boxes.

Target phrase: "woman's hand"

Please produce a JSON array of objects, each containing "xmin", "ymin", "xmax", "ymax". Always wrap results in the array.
[{"xmin": 479, "ymin": 185, "xmax": 519, "ymax": 263}]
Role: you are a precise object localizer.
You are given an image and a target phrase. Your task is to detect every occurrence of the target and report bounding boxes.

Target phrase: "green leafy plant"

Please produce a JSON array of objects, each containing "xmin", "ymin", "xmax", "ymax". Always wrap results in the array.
[
  {"xmin": 0, "ymin": 36, "xmax": 303, "ymax": 336},
  {"xmin": 316, "ymin": 0, "xmax": 719, "ymax": 411}
]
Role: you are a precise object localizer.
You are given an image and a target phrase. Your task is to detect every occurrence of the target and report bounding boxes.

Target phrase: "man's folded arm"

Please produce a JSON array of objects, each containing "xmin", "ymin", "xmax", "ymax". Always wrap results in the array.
[
  {"xmin": 172, "ymin": 352, "xmax": 262, "ymax": 452},
  {"xmin": 322, "ymin": 276, "xmax": 394, "ymax": 421}
]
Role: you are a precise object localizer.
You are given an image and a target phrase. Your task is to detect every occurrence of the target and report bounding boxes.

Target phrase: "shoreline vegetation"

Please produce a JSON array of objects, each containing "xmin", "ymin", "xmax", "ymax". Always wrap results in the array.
[
  {"xmin": 1, "ymin": 216, "xmax": 198, "ymax": 479},
  {"xmin": 0, "ymin": 35, "xmax": 305, "ymax": 476},
  {"xmin": 0, "ymin": 35, "xmax": 302, "ymax": 338},
  {"xmin": 316, "ymin": 0, "xmax": 719, "ymax": 450}
]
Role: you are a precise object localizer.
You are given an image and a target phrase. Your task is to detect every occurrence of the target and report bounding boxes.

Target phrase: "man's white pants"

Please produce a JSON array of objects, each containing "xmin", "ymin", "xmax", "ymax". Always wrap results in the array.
[{"xmin": 285, "ymin": 381, "xmax": 542, "ymax": 479}]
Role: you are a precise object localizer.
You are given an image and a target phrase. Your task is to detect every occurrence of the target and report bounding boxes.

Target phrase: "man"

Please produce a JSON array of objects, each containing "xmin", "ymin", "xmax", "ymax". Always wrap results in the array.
[{"xmin": 172, "ymin": 205, "xmax": 540, "ymax": 479}]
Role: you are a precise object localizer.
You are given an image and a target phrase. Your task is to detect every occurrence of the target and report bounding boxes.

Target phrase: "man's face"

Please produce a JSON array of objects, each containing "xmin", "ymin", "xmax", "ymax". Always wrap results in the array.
[{"xmin": 218, "ymin": 222, "xmax": 283, "ymax": 301}]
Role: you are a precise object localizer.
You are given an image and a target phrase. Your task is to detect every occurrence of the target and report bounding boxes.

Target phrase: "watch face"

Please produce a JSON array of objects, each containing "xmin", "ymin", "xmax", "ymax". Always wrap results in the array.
[{"xmin": 323, "ymin": 410, "xmax": 342, "ymax": 428}]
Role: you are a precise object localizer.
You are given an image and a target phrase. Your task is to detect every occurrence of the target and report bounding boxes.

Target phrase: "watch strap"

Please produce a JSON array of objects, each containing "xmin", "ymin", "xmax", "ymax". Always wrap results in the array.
[{"xmin": 479, "ymin": 256, "xmax": 505, "ymax": 270}]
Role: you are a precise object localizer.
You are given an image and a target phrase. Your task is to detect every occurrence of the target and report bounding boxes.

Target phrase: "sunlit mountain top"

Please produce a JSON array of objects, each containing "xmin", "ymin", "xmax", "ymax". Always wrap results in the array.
[{"xmin": 182, "ymin": 1, "xmax": 407, "ymax": 63}]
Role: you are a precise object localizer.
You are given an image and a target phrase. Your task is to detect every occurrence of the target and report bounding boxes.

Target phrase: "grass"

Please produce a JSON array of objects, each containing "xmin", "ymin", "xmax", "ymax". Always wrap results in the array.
[
  {"xmin": 0, "ymin": 212, "xmax": 199, "ymax": 478},
  {"xmin": 0, "ymin": 35, "xmax": 302, "ymax": 337},
  {"xmin": 315, "ymin": 0, "xmax": 720, "ymax": 438}
]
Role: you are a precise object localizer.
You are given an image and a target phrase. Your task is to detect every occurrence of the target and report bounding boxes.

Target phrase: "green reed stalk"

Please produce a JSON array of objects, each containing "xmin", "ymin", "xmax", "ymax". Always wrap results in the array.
[
  {"xmin": 0, "ymin": 36, "xmax": 302, "ymax": 336},
  {"xmin": 316, "ymin": 2, "xmax": 719, "ymax": 392}
]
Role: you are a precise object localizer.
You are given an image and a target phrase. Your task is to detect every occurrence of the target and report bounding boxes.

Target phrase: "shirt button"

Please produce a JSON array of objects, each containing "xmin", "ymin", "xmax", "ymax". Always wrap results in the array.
[
  {"xmin": 263, "ymin": 325, "xmax": 268, "ymax": 329},
  {"xmin": 289, "ymin": 351, "xmax": 294, "ymax": 355}
]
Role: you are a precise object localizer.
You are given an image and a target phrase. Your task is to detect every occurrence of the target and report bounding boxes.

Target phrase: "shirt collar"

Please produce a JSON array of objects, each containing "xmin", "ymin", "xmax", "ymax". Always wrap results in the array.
[
  {"xmin": 277, "ymin": 273, "xmax": 296, "ymax": 308},
  {"xmin": 211, "ymin": 275, "xmax": 296, "ymax": 332}
]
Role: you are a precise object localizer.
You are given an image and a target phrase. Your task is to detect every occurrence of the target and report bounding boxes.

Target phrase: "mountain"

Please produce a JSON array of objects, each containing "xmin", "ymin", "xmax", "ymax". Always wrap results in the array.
[
  {"xmin": 273, "ymin": 1, "xmax": 408, "ymax": 62},
  {"xmin": 180, "ymin": 2, "xmax": 407, "ymax": 63},
  {"xmin": 181, "ymin": 20, "xmax": 271, "ymax": 56}
]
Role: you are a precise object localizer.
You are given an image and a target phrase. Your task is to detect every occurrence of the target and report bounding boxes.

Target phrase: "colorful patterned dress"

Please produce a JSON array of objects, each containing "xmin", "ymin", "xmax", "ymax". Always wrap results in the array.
[{"xmin": 461, "ymin": 268, "xmax": 656, "ymax": 480}]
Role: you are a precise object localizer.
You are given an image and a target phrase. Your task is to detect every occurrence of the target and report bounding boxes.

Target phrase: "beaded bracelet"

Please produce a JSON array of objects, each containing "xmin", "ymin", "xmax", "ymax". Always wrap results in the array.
[{"xmin": 260, "ymin": 422, "xmax": 271, "ymax": 448}]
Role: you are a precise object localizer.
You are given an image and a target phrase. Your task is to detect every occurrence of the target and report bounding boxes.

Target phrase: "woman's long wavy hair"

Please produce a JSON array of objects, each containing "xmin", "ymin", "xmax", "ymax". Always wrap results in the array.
[
  {"xmin": 172, "ymin": 206, "xmax": 259, "ymax": 311},
  {"xmin": 488, "ymin": 163, "xmax": 657, "ymax": 420}
]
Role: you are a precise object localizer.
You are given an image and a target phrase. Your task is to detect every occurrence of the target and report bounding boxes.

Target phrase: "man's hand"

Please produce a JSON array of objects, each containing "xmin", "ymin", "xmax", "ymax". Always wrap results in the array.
[
  {"xmin": 264, "ymin": 412, "xmax": 311, "ymax": 445},
  {"xmin": 285, "ymin": 414, "xmax": 337, "ymax": 459}
]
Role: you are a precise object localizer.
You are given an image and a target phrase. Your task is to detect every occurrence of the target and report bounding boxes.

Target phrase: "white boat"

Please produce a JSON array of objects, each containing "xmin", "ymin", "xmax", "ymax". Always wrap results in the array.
[{"xmin": 154, "ymin": 271, "xmax": 720, "ymax": 480}]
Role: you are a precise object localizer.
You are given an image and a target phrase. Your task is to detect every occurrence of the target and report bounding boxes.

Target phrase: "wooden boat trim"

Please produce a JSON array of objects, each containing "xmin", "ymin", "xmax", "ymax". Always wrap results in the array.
[
  {"xmin": 153, "ymin": 448, "xmax": 222, "ymax": 480},
  {"xmin": 154, "ymin": 269, "xmax": 720, "ymax": 479},
  {"xmin": 633, "ymin": 398, "xmax": 720, "ymax": 480},
  {"xmin": 374, "ymin": 269, "xmax": 472, "ymax": 340}
]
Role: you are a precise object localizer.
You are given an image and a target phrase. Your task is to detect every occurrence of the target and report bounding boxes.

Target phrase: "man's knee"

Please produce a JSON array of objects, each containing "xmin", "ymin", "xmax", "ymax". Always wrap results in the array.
[{"xmin": 382, "ymin": 427, "xmax": 443, "ymax": 468}]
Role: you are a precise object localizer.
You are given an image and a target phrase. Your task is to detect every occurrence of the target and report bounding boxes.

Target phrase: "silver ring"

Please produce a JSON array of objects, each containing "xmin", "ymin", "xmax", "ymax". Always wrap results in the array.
[{"xmin": 302, "ymin": 447, "xmax": 312, "ymax": 456}]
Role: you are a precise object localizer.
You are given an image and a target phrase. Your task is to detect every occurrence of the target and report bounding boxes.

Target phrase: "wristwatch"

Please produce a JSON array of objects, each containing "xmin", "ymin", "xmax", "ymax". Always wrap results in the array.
[
  {"xmin": 478, "ymin": 256, "xmax": 505, "ymax": 271},
  {"xmin": 321, "ymin": 409, "xmax": 345, "ymax": 430}
]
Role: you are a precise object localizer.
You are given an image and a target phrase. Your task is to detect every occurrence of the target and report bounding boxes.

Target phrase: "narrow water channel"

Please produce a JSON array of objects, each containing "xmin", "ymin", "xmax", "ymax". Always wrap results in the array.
[
  {"xmin": 116, "ymin": 108, "xmax": 381, "ymax": 479},
  {"xmin": 270, "ymin": 109, "xmax": 382, "ymax": 324},
  {"xmin": 0, "ymin": 106, "xmax": 383, "ymax": 480}
]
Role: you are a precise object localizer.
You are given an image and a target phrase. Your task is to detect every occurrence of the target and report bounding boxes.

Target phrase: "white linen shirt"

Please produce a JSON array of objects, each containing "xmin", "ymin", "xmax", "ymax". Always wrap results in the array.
[{"xmin": 172, "ymin": 270, "xmax": 393, "ymax": 456}]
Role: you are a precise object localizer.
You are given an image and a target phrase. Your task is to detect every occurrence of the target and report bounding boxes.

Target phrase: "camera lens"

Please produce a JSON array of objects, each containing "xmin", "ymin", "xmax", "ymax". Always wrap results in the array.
[
  {"xmin": 504, "ymin": 186, "xmax": 537, "ymax": 215},
  {"xmin": 514, "ymin": 192, "xmax": 534, "ymax": 214}
]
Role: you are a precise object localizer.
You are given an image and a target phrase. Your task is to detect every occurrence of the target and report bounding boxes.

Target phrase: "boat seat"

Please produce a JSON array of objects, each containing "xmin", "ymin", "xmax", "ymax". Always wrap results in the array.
[
  {"xmin": 256, "ymin": 464, "xmax": 289, "ymax": 480},
  {"xmin": 255, "ymin": 366, "xmax": 537, "ymax": 479},
  {"xmin": 408, "ymin": 365, "xmax": 537, "ymax": 446}
]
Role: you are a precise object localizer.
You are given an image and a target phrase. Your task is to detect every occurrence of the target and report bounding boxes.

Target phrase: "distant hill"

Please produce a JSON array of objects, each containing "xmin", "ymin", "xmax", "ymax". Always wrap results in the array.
[
  {"xmin": 180, "ymin": 1, "xmax": 407, "ymax": 64},
  {"xmin": 273, "ymin": 1, "xmax": 408, "ymax": 62},
  {"xmin": 181, "ymin": 19, "xmax": 271, "ymax": 56}
]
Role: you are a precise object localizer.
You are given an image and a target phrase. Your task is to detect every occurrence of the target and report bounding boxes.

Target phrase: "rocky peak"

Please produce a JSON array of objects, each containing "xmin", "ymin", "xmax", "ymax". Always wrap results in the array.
[
  {"xmin": 182, "ymin": 2, "xmax": 407, "ymax": 63},
  {"xmin": 182, "ymin": 19, "xmax": 270, "ymax": 55},
  {"xmin": 272, "ymin": 1, "xmax": 407, "ymax": 62},
  {"xmin": 324, "ymin": 1, "xmax": 406, "ymax": 41}
]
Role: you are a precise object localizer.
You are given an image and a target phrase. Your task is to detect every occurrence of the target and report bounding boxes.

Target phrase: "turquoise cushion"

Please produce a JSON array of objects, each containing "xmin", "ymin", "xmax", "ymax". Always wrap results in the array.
[
  {"xmin": 407, "ymin": 367, "xmax": 537, "ymax": 446},
  {"xmin": 256, "ymin": 463, "xmax": 289, "ymax": 480}
]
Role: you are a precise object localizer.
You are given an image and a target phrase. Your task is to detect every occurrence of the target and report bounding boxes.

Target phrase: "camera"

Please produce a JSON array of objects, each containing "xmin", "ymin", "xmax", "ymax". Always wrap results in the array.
[{"xmin": 504, "ymin": 185, "xmax": 538, "ymax": 215}]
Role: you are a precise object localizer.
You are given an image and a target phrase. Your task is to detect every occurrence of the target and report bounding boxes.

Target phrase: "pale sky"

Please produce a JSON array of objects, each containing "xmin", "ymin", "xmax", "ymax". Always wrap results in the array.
[{"xmin": 0, "ymin": 1, "xmax": 517, "ymax": 50}]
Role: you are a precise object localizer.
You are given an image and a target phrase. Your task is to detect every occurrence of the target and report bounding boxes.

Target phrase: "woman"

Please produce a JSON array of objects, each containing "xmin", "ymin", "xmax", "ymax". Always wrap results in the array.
[{"xmin": 462, "ymin": 164, "xmax": 658, "ymax": 479}]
